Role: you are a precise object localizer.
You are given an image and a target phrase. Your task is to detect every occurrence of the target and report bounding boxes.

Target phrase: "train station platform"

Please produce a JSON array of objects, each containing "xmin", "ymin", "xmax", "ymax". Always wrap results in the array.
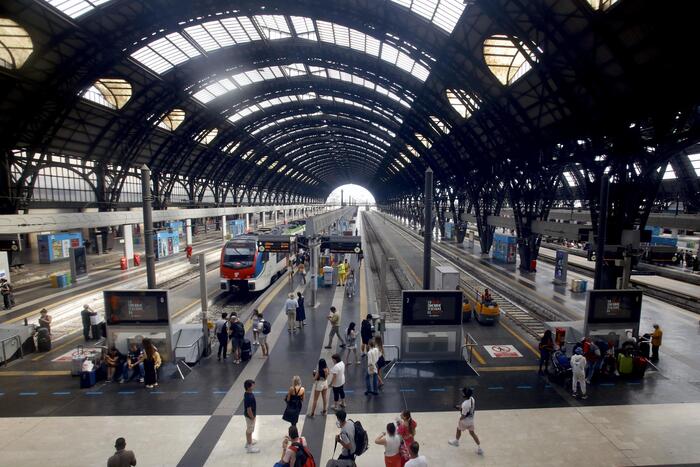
[{"xmin": 1, "ymin": 210, "xmax": 700, "ymax": 466}]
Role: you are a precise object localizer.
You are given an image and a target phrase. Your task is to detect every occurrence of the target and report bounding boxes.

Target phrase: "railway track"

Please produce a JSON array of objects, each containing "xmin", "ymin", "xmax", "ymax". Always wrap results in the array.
[{"xmin": 371, "ymin": 212, "xmax": 555, "ymax": 340}]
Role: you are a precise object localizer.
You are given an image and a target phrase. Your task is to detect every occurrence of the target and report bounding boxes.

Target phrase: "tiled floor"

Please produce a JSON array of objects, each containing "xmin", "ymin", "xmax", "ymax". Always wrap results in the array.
[{"xmin": 1, "ymin": 403, "xmax": 698, "ymax": 466}]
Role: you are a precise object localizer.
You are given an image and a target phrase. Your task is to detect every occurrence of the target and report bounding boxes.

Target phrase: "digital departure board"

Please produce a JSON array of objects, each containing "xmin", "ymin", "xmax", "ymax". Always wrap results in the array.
[
  {"xmin": 104, "ymin": 290, "xmax": 170, "ymax": 325},
  {"xmin": 402, "ymin": 290, "xmax": 462, "ymax": 326},
  {"xmin": 257, "ymin": 235, "xmax": 292, "ymax": 253},
  {"xmin": 320, "ymin": 236, "xmax": 363, "ymax": 254},
  {"xmin": 585, "ymin": 289, "xmax": 643, "ymax": 324}
]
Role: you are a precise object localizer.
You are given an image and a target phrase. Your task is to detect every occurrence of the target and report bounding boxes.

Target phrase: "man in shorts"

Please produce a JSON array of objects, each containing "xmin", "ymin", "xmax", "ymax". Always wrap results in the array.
[
  {"xmin": 243, "ymin": 379, "xmax": 259, "ymax": 453},
  {"xmin": 448, "ymin": 387, "xmax": 483, "ymax": 455}
]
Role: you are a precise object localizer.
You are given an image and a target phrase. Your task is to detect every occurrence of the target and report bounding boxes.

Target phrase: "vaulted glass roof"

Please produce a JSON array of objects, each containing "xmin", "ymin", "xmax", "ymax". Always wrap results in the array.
[
  {"xmin": 389, "ymin": 0, "xmax": 467, "ymax": 33},
  {"xmin": 130, "ymin": 15, "xmax": 432, "ymax": 81}
]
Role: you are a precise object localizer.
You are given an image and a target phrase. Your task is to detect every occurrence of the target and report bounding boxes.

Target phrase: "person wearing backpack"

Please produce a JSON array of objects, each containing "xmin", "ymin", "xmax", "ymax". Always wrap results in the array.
[
  {"xmin": 258, "ymin": 312, "xmax": 271, "ymax": 357},
  {"xmin": 327, "ymin": 409, "xmax": 367, "ymax": 467},
  {"xmin": 275, "ymin": 425, "xmax": 315, "ymax": 467},
  {"xmin": 229, "ymin": 313, "xmax": 245, "ymax": 364},
  {"xmin": 448, "ymin": 387, "xmax": 483, "ymax": 455}
]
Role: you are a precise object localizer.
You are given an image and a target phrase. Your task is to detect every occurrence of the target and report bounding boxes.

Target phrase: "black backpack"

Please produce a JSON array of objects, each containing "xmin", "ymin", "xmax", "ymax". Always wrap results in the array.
[
  {"xmin": 350, "ymin": 419, "xmax": 368, "ymax": 456},
  {"xmin": 262, "ymin": 320, "xmax": 271, "ymax": 335},
  {"xmin": 232, "ymin": 321, "xmax": 245, "ymax": 338}
]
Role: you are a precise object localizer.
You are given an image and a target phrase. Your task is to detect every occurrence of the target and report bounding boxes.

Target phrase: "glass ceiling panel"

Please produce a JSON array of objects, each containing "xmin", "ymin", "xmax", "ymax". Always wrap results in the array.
[
  {"xmin": 131, "ymin": 15, "xmax": 431, "ymax": 82},
  {"xmin": 194, "ymin": 63, "xmax": 413, "ymax": 112},
  {"xmin": 43, "ymin": 0, "xmax": 110, "ymax": 19},
  {"xmin": 483, "ymin": 35, "xmax": 539, "ymax": 86},
  {"xmin": 388, "ymin": 0, "xmax": 466, "ymax": 34}
]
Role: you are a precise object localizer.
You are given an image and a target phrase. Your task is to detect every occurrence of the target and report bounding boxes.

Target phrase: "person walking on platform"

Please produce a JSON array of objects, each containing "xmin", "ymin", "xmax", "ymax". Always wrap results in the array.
[
  {"xmin": 448, "ymin": 387, "xmax": 483, "ymax": 455},
  {"xmin": 360, "ymin": 314, "xmax": 373, "ymax": 356},
  {"xmin": 345, "ymin": 268, "xmax": 355, "ymax": 299},
  {"xmin": 107, "ymin": 437, "xmax": 136, "ymax": 467},
  {"xmin": 296, "ymin": 291, "xmax": 307, "ymax": 328},
  {"xmin": 309, "ymin": 358, "xmax": 329, "ymax": 417},
  {"xmin": 538, "ymin": 330, "xmax": 554, "ymax": 375},
  {"xmin": 258, "ymin": 312, "xmax": 271, "ymax": 357},
  {"xmin": 214, "ymin": 312, "xmax": 229, "ymax": 361},
  {"xmin": 1, "ymin": 278, "xmax": 14, "ymax": 310},
  {"xmin": 325, "ymin": 306, "xmax": 346, "ymax": 349},
  {"xmin": 243, "ymin": 379, "xmax": 260, "ymax": 454},
  {"xmin": 329, "ymin": 353, "xmax": 346, "ymax": 411},
  {"xmin": 297, "ymin": 258, "xmax": 306, "ymax": 285},
  {"xmin": 365, "ymin": 339, "xmax": 380, "ymax": 396},
  {"xmin": 229, "ymin": 313, "xmax": 245, "ymax": 364},
  {"xmin": 80, "ymin": 304, "xmax": 96, "ymax": 341},
  {"xmin": 570, "ymin": 347, "xmax": 588, "ymax": 399},
  {"xmin": 375, "ymin": 422, "xmax": 403, "ymax": 467},
  {"xmin": 328, "ymin": 409, "xmax": 356, "ymax": 466},
  {"xmin": 345, "ymin": 322, "xmax": 360, "ymax": 364},
  {"xmin": 651, "ymin": 324, "xmax": 663, "ymax": 361},
  {"xmin": 285, "ymin": 293, "xmax": 298, "ymax": 333}
]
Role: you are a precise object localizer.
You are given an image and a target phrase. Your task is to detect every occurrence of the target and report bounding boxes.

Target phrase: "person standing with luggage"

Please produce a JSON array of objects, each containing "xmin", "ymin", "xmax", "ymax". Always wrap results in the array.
[
  {"xmin": 331, "ymin": 409, "xmax": 356, "ymax": 466},
  {"xmin": 38, "ymin": 308, "xmax": 52, "ymax": 335},
  {"xmin": 325, "ymin": 306, "xmax": 346, "ymax": 349},
  {"xmin": 296, "ymin": 291, "xmax": 307, "ymax": 328},
  {"xmin": 244, "ymin": 379, "xmax": 260, "ymax": 454},
  {"xmin": 650, "ymin": 324, "xmax": 663, "ymax": 361},
  {"xmin": 448, "ymin": 387, "xmax": 483, "ymax": 454},
  {"xmin": 214, "ymin": 312, "xmax": 229, "ymax": 361},
  {"xmin": 570, "ymin": 347, "xmax": 588, "ymax": 399},
  {"xmin": 107, "ymin": 437, "xmax": 137, "ymax": 467},
  {"xmin": 229, "ymin": 313, "xmax": 245, "ymax": 364},
  {"xmin": 285, "ymin": 293, "xmax": 298, "ymax": 333},
  {"xmin": 80, "ymin": 304, "xmax": 96, "ymax": 341},
  {"xmin": 258, "ymin": 312, "xmax": 271, "ymax": 357},
  {"xmin": 0, "ymin": 278, "xmax": 14, "ymax": 310}
]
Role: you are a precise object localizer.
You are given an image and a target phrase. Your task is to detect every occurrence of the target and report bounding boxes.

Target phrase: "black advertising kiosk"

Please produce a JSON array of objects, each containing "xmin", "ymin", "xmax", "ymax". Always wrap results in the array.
[
  {"xmin": 401, "ymin": 290, "xmax": 463, "ymax": 361},
  {"xmin": 103, "ymin": 289, "xmax": 174, "ymax": 362}
]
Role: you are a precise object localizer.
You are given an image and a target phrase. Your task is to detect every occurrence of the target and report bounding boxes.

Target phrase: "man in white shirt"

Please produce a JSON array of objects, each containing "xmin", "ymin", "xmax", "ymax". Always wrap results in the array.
[
  {"xmin": 365, "ymin": 340, "xmax": 379, "ymax": 396},
  {"xmin": 570, "ymin": 347, "xmax": 588, "ymax": 399},
  {"xmin": 329, "ymin": 353, "xmax": 346, "ymax": 410},
  {"xmin": 448, "ymin": 387, "xmax": 483, "ymax": 454},
  {"xmin": 284, "ymin": 293, "xmax": 298, "ymax": 333},
  {"xmin": 405, "ymin": 441, "xmax": 428, "ymax": 466}
]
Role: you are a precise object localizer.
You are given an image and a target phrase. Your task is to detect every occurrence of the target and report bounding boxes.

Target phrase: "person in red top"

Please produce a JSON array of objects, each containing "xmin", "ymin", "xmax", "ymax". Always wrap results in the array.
[{"xmin": 396, "ymin": 410, "xmax": 417, "ymax": 464}]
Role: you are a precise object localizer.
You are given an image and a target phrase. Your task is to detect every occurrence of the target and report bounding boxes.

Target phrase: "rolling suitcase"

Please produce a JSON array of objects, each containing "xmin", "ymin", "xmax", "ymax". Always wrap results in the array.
[
  {"xmin": 240, "ymin": 338, "xmax": 252, "ymax": 362},
  {"xmin": 71, "ymin": 346, "xmax": 86, "ymax": 376},
  {"xmin": 633, "ymin": 356, "xmax": 648, "ymax": 377},
  {"xmin": 36, "ymin": 328, "xmax": 51, "ymax": 352},
  {"xmin": 80, "ymin": 370, "xmax": 96, "ymax": 388}
]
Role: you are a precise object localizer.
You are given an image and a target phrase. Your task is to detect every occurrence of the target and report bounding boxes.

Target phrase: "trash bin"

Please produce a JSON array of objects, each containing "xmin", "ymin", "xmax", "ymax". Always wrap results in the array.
[
  {"xmin": 530, "ymin": 259, "xmax": 537, "ymax": 271},
  {"xmin": 49, "ymin": 274, "xmax": 59, "ymax": 288},
  {"xmin": 120, "ymin": 257, "xmax": 128, "ymax": 270},
  {"xmin": 133, "ymin": 254, "xmax": 141, "ymax": 266},
  {"xmin": 323, "ymin": 266, "xmax": 334, "ymax": 286}
]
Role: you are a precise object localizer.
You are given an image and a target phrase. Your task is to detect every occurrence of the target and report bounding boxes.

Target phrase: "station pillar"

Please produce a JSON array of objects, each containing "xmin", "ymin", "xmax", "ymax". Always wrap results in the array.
[
  {"xmin": 262, "ymin": 211, "xmax": 267, "ymax": 227},
  {"xmin": 185, "ymin": 219, "xmax": 193, "ymax": 246},
  {"xmin": 274, "ymin": 210, "xmax": 278, "ymax": 226},
  {"xmin": 221, "ymin": 215, "xmax": 227, "ymax": 241},
  {"xmin": 123, "ymin": 224, "xmax": 134, "ymax": 268},
  {"xmin": 245, "ymin": 212, "xmax": 251, "ymax": 232}
]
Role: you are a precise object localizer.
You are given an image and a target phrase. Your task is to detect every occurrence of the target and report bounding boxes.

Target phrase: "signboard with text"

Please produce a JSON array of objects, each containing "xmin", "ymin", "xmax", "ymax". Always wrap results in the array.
[
  {"xmin": 320, "ymin": 236, "xmax": 363, "ymax": 254},
  {"xmin": 257, "ymin": 235, "xmax": 292, "ymax": 253},
  {"xmin": 402, "ymin": 290, "xmax": 462, "ymax": 326}
]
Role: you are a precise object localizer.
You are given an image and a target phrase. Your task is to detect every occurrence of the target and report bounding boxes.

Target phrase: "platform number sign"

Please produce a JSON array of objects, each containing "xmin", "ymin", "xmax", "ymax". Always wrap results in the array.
[{"xmin": 320, "ymin": 236, "xmax": 362, "ymax": 254}]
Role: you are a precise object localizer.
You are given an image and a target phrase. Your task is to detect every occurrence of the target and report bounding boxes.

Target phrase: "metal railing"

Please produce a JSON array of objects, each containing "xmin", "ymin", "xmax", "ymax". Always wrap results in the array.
[
  {"xmin": 461, "ymin": 333, "xmax": 479, "ymax": 364},
  {"xmin": 1, "ymin": 334, "xmax": 23, "ymax": 366},
  {"xmin": 381, "ymin": 344, "xmax": 400, "ymax": 378}
]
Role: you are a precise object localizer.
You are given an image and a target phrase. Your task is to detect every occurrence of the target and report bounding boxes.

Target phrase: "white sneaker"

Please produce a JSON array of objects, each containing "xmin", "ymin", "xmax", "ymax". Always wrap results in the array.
[
  {"xmin": 476, "ymin": 446, "xmax": 484, "ymax": 455},
  {"xmin": 246, "ymin": 445, "xmax": 260, "ymax": 454},
  {"xmin": 448, "ymin": 439, "xmax": 459, "ymax": 447}
]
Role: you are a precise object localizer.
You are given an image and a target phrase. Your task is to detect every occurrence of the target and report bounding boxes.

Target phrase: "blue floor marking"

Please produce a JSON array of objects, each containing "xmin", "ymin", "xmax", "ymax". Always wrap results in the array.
[
  {"xmin": 626, "ymin": 382, "xmax": 641, "ymax": 385},
  {"xmin": 182, "ymin": 390, "xmax": 199, "ymax": 394},
  {"xmin": 19, "ymin": 392, "xmax": 38, "ymax": 396},
  {"xmin": 516, "ymin": 385, "xmax": 533, "ymax": 389},
  {"xmin": 150, "ymin": 391, "xmax": 165, "ymax": 394},
  {"xmin": 118, "ymin": 391, "xmax": 136, "ymax": 395},
  {"xmin": 544, "ymin": 384, "xmax": 552, "ymax": 388},
  {"xmin": 488, "ymin": 386, "xmax": 504, "ymax": 390},
  {"xmin": 399, "ymin": 388, "xmax": 415, "ymax": 392},
  {"xmin": 252, "ymin": 390, "xmax": 262, "ymax": 394},
  {"xmin": 52, "ymin": 391, "xmax": 71, "ymax": 395},
  {"xmin": 275, "ymin": 390, "xmax": 288, "ymax": 394},
  {"xmin": 599, "ymin": 383, "xmax": 616, "ymax": 387},
  {"xmin": 85, "ymin": 391, "xmax": 102, "ymax": 395},
  {"xmin": 212, "ymin": 390, "xmax": 228, "ymax": 395},
  {"xmin": 344, "ymin": 390, "xmax": 355, "ymax": 393},
  {"xmin": 429, "ymin": 388, "xmax": 446, "ymax": 392}
]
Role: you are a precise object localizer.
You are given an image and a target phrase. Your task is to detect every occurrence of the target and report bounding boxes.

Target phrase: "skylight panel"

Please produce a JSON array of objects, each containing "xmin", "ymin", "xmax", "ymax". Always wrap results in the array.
[
  {"xmin": 156, "ymin": 108, "xmax": 185, "ymax": 131},
  {"xmin": 0, "ymin": 19, "xmax": 34, "ymax": 70},
  {"xmin": 483, "ymin": 35, "xmax": 538, "ymax": 85},
  {"xmin": 406, "ymin": 144, "xmax": 420, "ymax": 158},
  {"xmin": 349, "ymin": 29, "xmax": 366, "ymax": 53},
  {"xmin": 400, "ymin": 152, "xmax": 411, "ymax": 164},
  {"xmin": 231, "ymin": 71, "xmax": 253, "ymax": 86},
  {"xmin": 688, "ymin": 153, "xmax": 700, "ymax": 176},
  {"xmin": 283, "ymin": 63, "xmax": 307, "ymax": 77},
  {"xmin": 446, "ymin": 89, "xmax": 480, "ymax": 118},
  {"xmin": 562, "ymin": 171, "xmax": 577, "ymax": 187},
  {"xmin": 254, "ymin": 15, "xmax": 291, "ymax": 40},
  {"xmin": 380, "ymin": 43, "xmax": 399, "ymax": 64},
  {"xmin": 269, "ymin": 161, "xmax": 279, "ymax": 170},
  {"xmin": 389, "ymin": 0, "xmax": 466, "ymax": 34},
  {"xmin": 44, "ymin": 0, "xmax": 111, "ymax": 19},
  {"xmin": 184, "ymin": 24, "xmax": 220, "ymax": 52},
  {"xmin": 223, "ymin": 141, "xmax": 240, "ymax": 154},
  {"xmin": 429, "ymin": 116, "xmax": 450, "ymax": 135},
  {"xmin": 333, "ymin": 24, "xmax": 351, "ymax": 48},
  {"xmin": 662, "ymin": 164, "xmax": 676, "ymax": 180},
  {"xmin": 290, "ymin": 16, "xmax": 317, "ymax": 41},
  {"xmin": 415, "ymin": 133, "xmax": 432, "ymax": 148},
  {"xmin": 198, "ymin": 128, "xmax": 218, "ymax": 145},
  {"xmin": 256, "ymin": 155, "xmax": 268, "ymax": 166},
  {"xmin": 309, "ymin": 66, "xmax": 327, "ymax": 78},
  {"xmin": 221, "ymin": 17, "xmax": 260, "ymax": 42},
  {"xmin": 131, "ymin": 47, "xmax": 172, "ymax": 74},
  {"xmin": 193, "ymin": 89, "xmax": 216, "ymax": 104}
]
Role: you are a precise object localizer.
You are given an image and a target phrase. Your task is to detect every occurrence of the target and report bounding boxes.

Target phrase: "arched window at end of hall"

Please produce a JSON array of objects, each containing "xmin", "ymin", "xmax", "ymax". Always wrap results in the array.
[
  {"xmin": 587, "ymin": 0, "xmax": 621, "ymax": 11},
  {"xmin": 483, "ymin": 35, "xmax": 539, "ymax": 86},
  {"xmin": 156, "ymin": 109, "xmax": 186, "ymax": 131},
  {"xmin": 0, "ymin": 18, "xmax": 34, "ymax": 70},
  {"xmin": 196, "ymin": 128, "xmax": 219, "ymax": 145}
]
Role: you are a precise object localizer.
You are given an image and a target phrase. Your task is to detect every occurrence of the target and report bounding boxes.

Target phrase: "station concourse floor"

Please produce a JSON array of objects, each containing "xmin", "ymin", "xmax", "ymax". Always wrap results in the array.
[{"xmin": 0, "ymin": 215, "xmax": 699, "ymax": 465}]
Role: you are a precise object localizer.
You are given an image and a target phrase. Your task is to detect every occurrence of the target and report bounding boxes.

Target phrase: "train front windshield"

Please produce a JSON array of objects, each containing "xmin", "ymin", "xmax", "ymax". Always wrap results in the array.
[{"xmin": 223, "ymin": 243, "xmax": 255, "ymax": 268}]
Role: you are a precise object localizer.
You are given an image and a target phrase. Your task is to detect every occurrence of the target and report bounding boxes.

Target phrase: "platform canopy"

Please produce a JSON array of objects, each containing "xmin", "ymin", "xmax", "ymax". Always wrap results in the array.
[{"xmin": 1, "ymin": 0, "xmax": 699, "ymax": 206}]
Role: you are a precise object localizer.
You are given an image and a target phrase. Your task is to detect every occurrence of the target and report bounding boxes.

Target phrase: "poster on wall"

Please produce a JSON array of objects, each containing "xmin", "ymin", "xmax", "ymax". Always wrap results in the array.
[{"xmin": 554, "ymin": 250, "xmax": 568, "ymax": 285}]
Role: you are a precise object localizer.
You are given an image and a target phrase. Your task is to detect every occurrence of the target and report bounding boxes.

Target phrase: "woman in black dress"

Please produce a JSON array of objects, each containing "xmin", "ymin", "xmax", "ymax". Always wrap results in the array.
[{"xmin": 295, "ymin": 292, "xmax": 306, "ymax": 328}]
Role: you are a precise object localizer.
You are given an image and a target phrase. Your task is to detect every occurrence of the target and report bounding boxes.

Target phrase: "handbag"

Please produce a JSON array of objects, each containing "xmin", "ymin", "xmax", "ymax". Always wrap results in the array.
[{"xmin": 377, "ymin": 355, "xmax": 386, "ymax": 369}]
